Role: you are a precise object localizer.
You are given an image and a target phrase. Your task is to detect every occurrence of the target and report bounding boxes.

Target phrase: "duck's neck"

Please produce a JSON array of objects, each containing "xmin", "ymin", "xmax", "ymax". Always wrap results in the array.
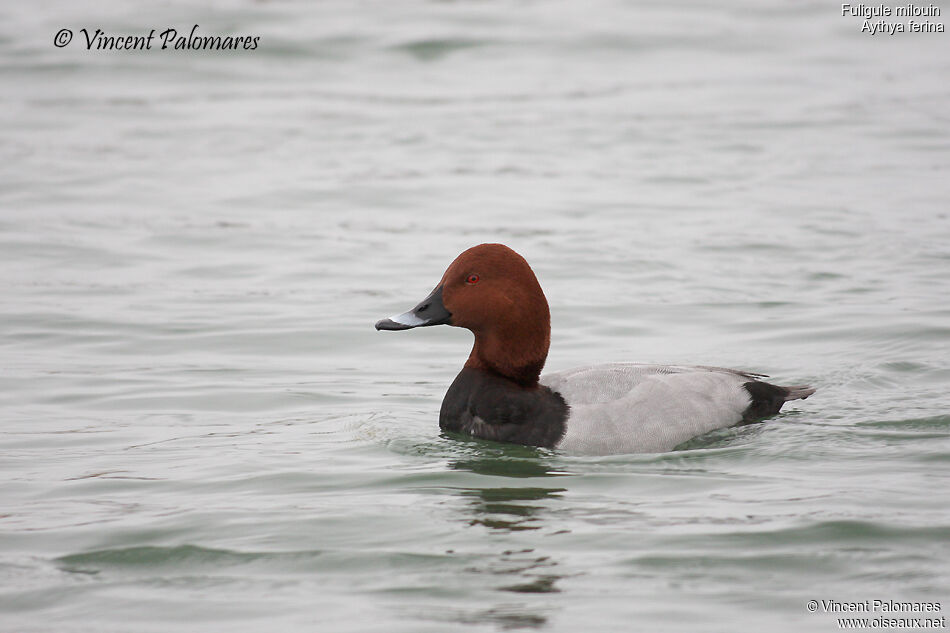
[{"xmin": 465, "ymin": 324, "xmax": 550, "ymax": 387}]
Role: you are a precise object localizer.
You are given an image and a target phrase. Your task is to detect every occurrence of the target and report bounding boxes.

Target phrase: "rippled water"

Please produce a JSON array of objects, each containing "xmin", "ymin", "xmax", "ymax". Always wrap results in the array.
[{"xmin": 2, "ymin": 1, "xmax": 949, "ymax": 631}]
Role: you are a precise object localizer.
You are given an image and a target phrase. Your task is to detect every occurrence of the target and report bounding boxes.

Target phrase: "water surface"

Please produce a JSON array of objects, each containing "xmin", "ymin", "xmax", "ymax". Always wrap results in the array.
[{"xmin": 2, "ymin": 1, "xmax": 949, "ymax": 631}]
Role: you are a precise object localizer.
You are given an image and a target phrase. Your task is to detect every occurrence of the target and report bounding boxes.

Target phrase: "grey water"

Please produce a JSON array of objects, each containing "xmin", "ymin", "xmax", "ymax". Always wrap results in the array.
[{"xmin": 2, "ymin": 1, "xmax": 949, "ymax": 631}]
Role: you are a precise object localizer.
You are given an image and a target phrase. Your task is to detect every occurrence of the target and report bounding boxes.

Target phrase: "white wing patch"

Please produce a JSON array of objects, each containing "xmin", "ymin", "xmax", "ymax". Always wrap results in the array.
[{"xmin": 541, "ymin": 363, "xmax": 754, "ymax": 455}]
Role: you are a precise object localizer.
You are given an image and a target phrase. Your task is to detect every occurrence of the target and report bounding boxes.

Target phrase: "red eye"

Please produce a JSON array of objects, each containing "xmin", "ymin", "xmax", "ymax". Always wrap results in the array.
[{"xmin": 465, "ymin": 274, "xmax": 479, "ymax": 285}]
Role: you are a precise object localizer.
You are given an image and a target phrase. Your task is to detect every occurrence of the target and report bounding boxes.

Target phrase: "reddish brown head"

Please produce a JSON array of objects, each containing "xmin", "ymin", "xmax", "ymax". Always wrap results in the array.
[{"xmin": 375, "ymin": 243, "xmax": 550, "ymax": 386}]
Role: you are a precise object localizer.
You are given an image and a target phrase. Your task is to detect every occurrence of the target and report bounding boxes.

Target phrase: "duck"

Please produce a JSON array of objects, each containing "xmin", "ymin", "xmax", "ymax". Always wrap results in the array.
[{"xmin": 375, "ymin": 243, "xmax": 815, "ymax": 455}]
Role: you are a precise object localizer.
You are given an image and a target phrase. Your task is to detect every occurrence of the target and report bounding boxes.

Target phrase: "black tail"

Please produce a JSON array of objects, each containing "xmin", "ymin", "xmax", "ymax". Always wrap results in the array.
[
  {"xmin": 741, "ymin": 381, "xmax": 815, "ymax": 424},
  {"xmin": 783, "ymin": 385, "xmax": 816, "ymax": 401}
]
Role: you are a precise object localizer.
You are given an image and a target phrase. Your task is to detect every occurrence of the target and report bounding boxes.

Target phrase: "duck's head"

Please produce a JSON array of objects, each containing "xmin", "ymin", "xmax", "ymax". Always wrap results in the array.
[{"xmin": 375, "ymin": 243, "xmax": 550, "ymax": 386}]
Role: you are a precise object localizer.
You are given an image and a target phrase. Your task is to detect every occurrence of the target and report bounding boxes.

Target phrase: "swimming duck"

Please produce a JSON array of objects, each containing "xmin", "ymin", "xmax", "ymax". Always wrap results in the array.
[{"xmin": 375, "ymin": 243, "xmax": 814, "ymax": 455}]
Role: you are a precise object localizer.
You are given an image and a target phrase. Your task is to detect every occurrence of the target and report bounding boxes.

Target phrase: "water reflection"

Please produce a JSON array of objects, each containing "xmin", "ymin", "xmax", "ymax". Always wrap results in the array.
[
  {"xmin": 450, "ymin": 456, "xmax": 567, "ymax": 479},
  {"xmin": 452, "ymin": 546, "xmax": 563, "ymax": 629},
  {"xmin": 444, "ymin": 435, "xmax": 573, "ymax": 479},
  {"xmin": 460, "ymin": 487, "xmax": 564, "ymax": 532},
  {"xmin": 459, "ymin": 606, "xmax": 549, "ymax": 630},
  {"xmin": 440, "ymin": 453, "xmax": 572, "ymax": 629}
]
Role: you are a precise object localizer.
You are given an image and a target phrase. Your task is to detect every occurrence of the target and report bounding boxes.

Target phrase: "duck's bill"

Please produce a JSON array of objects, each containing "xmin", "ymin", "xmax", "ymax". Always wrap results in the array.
[{"xmin": 375, "ymin": 285, "xmax": 452, "ymax": 331}]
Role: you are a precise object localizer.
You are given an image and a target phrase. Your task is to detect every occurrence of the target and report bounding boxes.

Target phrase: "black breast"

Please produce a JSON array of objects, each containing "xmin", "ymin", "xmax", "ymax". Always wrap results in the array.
[{"xmin": 439, "ymin": 367, "xmax": 568, "ymax": 449}]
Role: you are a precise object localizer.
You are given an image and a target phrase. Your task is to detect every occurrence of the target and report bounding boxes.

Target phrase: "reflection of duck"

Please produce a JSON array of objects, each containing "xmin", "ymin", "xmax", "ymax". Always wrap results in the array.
[
  {"xmin": 457, "ymin": 485, "xmax": 566, "ymax": 603},
  {"xmin": 444, "ymin": 460, "xmax": 567, "ymax": 613},
  {"xmin": 460, "ymin": 486, "xmax": 564, "ymax": 532},
  {"xmin": 448, "ymin": 445, "xmax": 567, "ymax": 478},
  {"xmin": 377, "ymin": 244, "xmax": 816, "ymax": 455}
]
